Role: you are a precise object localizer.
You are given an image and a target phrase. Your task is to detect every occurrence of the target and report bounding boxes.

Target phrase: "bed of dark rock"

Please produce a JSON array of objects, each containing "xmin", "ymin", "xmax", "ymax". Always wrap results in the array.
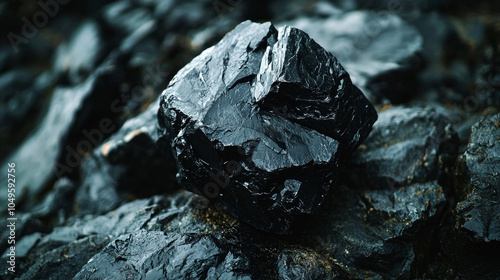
[{"xmin": 1, "ymin": 0, "xmax": 499, "ymax": 279}]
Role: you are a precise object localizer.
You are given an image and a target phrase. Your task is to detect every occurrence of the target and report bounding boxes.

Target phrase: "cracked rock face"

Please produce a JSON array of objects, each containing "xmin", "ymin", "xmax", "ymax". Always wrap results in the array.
[
  {"xmin": 311, "ymin": 182, "xmax": 447, "ymax": 279},
  {"xmin": 158, "ymin": 21, "xmax": 377, "ymax": 234},
  {"xmin": 439, "ymin": 113, "xmax": 500, "ymax": 278},
  {"xmin": 456, "ymin": 113, "xmax": 500, "ymax": 242}
]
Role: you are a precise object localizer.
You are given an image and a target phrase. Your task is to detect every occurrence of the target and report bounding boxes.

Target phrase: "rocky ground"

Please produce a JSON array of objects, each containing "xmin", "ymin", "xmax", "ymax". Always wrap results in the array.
[{"xmin": 1, "ymin": 0, "xmax": 499, "ymax": 279}]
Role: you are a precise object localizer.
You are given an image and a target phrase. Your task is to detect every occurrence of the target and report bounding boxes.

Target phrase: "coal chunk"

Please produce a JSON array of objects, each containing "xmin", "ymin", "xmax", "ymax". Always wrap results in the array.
[
  {"xmin": 347, "ymin": 106, "xmax": 458, "ymax": 188},
  {"xmin": 158, "ymin": 21, "xmax": 377, "ymax": 234},
  {"xmin": 0, "ymin": 193, "xmax": 191, "ymax": 279},
  {"xmin": 1, "ymin": 235, "xmax": 112, "ymax": 280},
  {"xmin": 311, "ymin": 182, "xmax": 447, "ymax": 279},
  {"xmin": 455, "ymin": 113, "xmax": 500, "ymax": 242}
]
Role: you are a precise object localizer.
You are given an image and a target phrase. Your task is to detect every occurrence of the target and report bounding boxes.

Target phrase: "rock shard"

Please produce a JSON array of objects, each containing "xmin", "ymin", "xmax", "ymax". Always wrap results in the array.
[{"xmin": 158, "ymin": 21, "xmax": 377, "ymax": 234}]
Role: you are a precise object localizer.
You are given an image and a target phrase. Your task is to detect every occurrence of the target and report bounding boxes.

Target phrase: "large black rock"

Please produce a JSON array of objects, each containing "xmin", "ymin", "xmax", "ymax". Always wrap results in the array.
[{"xmin": 158, "ymin": 21, "xmax": 377, "ymax": 234}]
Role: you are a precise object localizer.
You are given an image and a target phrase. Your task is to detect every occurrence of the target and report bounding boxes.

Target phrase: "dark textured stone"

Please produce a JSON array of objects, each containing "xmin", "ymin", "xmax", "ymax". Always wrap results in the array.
[
  {"xmin": 2, "ymin": 235, "xmax": 112, "ymax": 280},
  {"xmin": 347, "ymin": 106, "xmax": 458, "ymax": 189},
  {"xmin": 158, "ymin": 193, "xmax": 350, "ymax": 279},
  {"xmin": 69, "ymin": 191, "xmax": 348, "ymax": 279},
  {"xmin": 0, "ymin": 178, "xmax": 75, "ymax": 258},
  {"xmin": 74, "ymin": 230, "xmax": 252, "ymax": 280},
  {"xmin": 0, "ymin": 193, "xmax": 190, "ymax": 278},
  {"xmin": 437, "ymin": 113, "xmax": 500, "ymax": 278},
  {"xmin": 277, "ymin": 248, "xmax": 343, "ymax": 280},
  {"xmin": 3, "ymin": 191, "xmax": 349, "ymax": 279},
  {"xmin": 158, "ymin": 21, "xmax": 377, "ymax": 234},
  {"xmin": 311, "ymin": 182, "xmax": 447, "ymax": 279},
  {"xmin": 455, "ymin": 114, "xmax": 500, "ymax": 241},
  {"xmin": 3, "ymin": 2, "xmax": 499, "ymax": 279},
  {"xmin": 76, "ymin": 99, "xmax": 179, "ymax": 215}
]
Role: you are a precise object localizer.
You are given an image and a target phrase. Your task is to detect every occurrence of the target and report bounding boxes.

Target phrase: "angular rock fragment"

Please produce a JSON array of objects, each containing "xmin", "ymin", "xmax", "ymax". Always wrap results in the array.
[
  {"xmin": 158, "ymin": 21, "xmax": 377, "ymax": 234},
  {"xmin": 0, "ymin": 193, "xmax": 191, "ymax": 279},
  {"xmin": 74, "ymin": 230, "xmax": 252, "ymax": 280},
  {"xmin": 76, "ymin": 99, "xmax": 179, "ymax": 215},
  {"xmin": 438, "ymin": 113, "xmax": 500, "ymax": 278},
  {"xmin": 311, "ymin": 182, "xmax": 447, "ymax": 279},
  {"xmin": 347, "ymin": 106, "xmax": 458, "ymax": 189}
]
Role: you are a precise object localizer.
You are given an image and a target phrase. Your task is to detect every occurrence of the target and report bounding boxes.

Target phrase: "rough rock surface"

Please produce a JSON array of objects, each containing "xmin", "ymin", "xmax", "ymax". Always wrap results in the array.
[
  {"xmin": 0, "ymin": 193, "xmax": 190, "ymax": 280},
  {"xmin": 347, "ymin": 106, "xmax": 459, "ymax": 189},
  {"xmin": 158, "ymin": 20, "xmax": 377, "ymax": 234},
  {"xmin": 74, "ymin": 230, "xmax": 251, "ymax": 280},
  {"xmin": 455, "ymin": 113, "xmax": 500, "ymax": 242},
  {"xmin": 437, "ymin": 113, "xmax": 500, "ymax": 279},
  {"xmin": 309, "ymin": 182, "xmax": 447, "ymax": 279},
  {"xmin": 76, "ymin": 98, "xmax": 179, "ymax": 215},
  {"xmin": 2, "ymin": 191, "xmax": 350, "ymax": 279}
]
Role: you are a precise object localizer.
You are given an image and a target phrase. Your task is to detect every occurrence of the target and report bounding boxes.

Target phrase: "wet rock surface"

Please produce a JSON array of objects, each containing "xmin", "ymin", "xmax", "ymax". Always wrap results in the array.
[
  {"xmin": 2, "ymin": 1, "xmax": 500, "ymax": 279},
  {"xmin": 158, "ymin": 21, "xmax": 377, "ymax": 234}
]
